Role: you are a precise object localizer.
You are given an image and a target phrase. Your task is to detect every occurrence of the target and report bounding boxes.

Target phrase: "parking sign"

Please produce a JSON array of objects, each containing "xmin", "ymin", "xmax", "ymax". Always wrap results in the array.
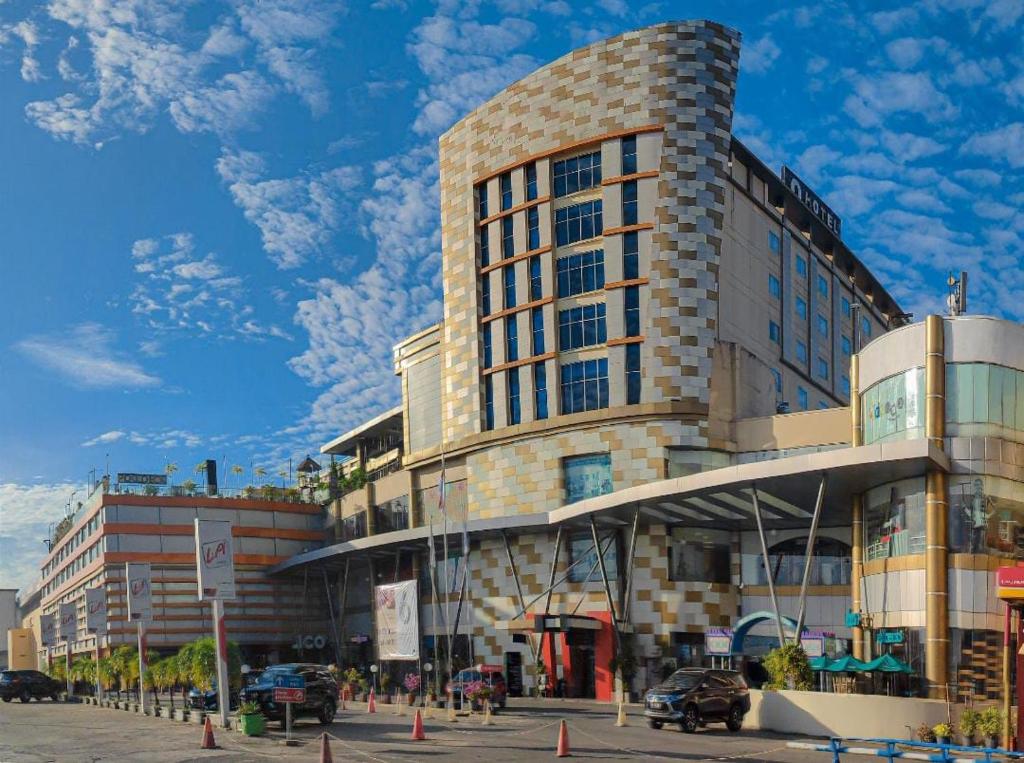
[{"xmin": 272, "ymin": 674, "xmax": 306, "ymax": 703}]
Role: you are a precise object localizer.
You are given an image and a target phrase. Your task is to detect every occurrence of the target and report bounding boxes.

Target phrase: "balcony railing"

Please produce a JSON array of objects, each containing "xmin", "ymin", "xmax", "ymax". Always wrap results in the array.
[{"xmin": 107, "ymin": 483, "xmax": 319, "ymax": 503}]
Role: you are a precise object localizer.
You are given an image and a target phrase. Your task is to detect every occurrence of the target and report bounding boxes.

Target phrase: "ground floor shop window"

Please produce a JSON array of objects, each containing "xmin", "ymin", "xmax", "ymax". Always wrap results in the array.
[
  {"xmin": 864, "ymin": 477, "xmax": 925, "ymax": 560},
  {"xmin": 949, "ymin": 474, "xmax": 1024, "ymax": 555},
  {"xmin": 673, "ymin": 632, "xmax": 706, "ymax": 668}
]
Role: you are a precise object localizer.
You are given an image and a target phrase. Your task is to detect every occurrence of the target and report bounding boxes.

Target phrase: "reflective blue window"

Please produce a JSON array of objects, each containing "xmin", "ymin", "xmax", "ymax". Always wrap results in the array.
[
  {"xmin": 818, "ymin": 356, "xmax": 829, "ymax": 380},
  {"xmin": 500, "ymin": 172, "xmax": 512, "ymax": 210},
  {"xmin": 507, "ymin": 368, "xmax": 521, "ymax": 426},
  {"xmin": 771, "ymin": 368, "xmax": 782, "ymax": 393},
  {"xmin": 555, "ymin": 201, "xmax": 603, "ymax": 246},
  {"xmin": 768, "ymin": 274, "xmax": 781, "ymax": 299},
  {"xmin": 559, "ymin": 358, "xmax": 609, "ymax": 415},
  {"xmin": 817, "ymin": 314, "xmax": 828, "ymax": 337},
  {"xmin": 862, "ymin": 316, "xmax": 872, "ymax": 339},
  {"xmin": 622, "ymin": 180, "xmax": 638, "ymax": 226},
  {"xmin": 484, "ymin": 376, "xmax": 494, "ymax": 430},
  {"xmin": 479, "ymin": 225, "xmax": 489, "ymax": 267},
  {"xmin": 502, "ymin": 215, "xmax": 514, "ymax": 259},
  {"xmin": 817, "ymin": 274, "xmax": 828, "ymax": 298},
  {"xmin": 842, "ymin": 296, "xmax": 851, "ymax": 317},
  {"xmin": 526, "ymin": 163, "xmax": 537, "ymax": 201},
  {"xmin": 529, "ymin": 255, "xmax": 542, "ymax": 301},
  {"xmin": 481, "ymin": 276, "xmax": 490, "ymax": 315},
  {"xmin": 626, "ymin": 343, "xmax": 641, "ymax": 404},
  {"xmin": 798, "ymin": 386, "xmax": 808, "ymax": 410},
  {"xmin": 482, "ymin": 323, "xmax": 492, "ymax": 369},
  {"xmin": 841, "ymin": 334, "xmax": 851, "ymax": 356},
  {"xmin": 796, "ymin": 296, "xmax": 807, "ymax": 320},
  {"xmin": 553, "ymin": 151, "xmax": 601, "ymax": 197},
  {"xmin": 796, "ymin": 255, "xmax": 807, "ymax": 277},
  {"xmin": 528, "ymin": 206, "xmax": 540, "ymax": 250},
  {"xmin": 559, "ymin": 303, "xmax": 607, "ymax": 351},
  {"xmin": 623, "ymin": 231, "xmax": 639, "ymax": 280},
  {"xmin": 531, "ymin": 306, "xmax": 545, "ymax": 355},
  {"xmin": 477, "ymin": 185, "xmax": 488, "ymax": 219},
  {"xmin": 769, "ymin": 321, "xmax": 780, "ymax": 344},
  {"xmin": 624, "ymin": 286, "xmax": 640, "ymax": 337},
  {"xmin": 503, "ymin": 265, "xmax": 516, "ymax": 309},
  {"xmin": 796, "ymin": 341, "xmax": 808, "ymax": 363},
  {"xmin": 556, "ymin": 250, "xmax": 604, "ymax": 297},
  {"xmin": 534, "ymin": 362, "xmax": 548, "ymax": 420},
  {"xmin": 841, "ymin": 374, "xmax": 850, "ymax": 396},
  {"xmin": 768, "ymin": 230, "xmax": 780, "ymax": 255},
  {"xmin": 505, "ymin": 315, "xmax": 518, "ymax": 362},
  {"xmin": 621, "ymin": 135, "xmax": 637, "ymax": 175}
]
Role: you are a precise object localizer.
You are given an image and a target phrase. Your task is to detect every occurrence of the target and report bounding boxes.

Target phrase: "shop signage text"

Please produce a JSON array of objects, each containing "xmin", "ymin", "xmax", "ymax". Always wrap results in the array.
[{"xmin": 782, "ymin": 166, "xmax": 842, "ymax": 239}]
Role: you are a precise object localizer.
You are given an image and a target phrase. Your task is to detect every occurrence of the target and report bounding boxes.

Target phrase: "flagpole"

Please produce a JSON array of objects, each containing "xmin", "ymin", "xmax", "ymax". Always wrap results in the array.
[{"xmin": 428, "ymin": 516, "xmax": 440, "ymax": 699}]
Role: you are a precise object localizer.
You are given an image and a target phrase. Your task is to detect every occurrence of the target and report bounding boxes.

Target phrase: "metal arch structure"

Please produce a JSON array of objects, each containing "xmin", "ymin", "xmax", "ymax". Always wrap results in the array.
[{"xmin": 730, "ymin": 611, "xmax": 800, "ymax": 654}]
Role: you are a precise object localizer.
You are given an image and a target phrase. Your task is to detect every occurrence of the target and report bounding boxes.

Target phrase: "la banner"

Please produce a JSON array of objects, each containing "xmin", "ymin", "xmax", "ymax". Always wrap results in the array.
[
  {"xmin": 194, "ymin": 519, "xmax": 237, "ymax": 600},
  {"xmin": 126, "ymin": 562, "xmax": 153, "ymax": 622},
  {"xmin": 374, "ymin": 580, "xmax": 419, "ymax": 660},
  {"xmin": 59, "ymin": 602, "xmax": 77, "ymax": 642},
  {"xmin": 85, "ymin": 587, "xmax": 107, "ymax": 635},
  {"xmin": 40, "ymin": 613, "xmax": 56, "ymax": 647}
]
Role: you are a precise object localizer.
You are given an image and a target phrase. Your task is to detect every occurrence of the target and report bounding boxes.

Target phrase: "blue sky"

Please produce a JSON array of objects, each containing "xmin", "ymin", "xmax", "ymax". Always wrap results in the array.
[{"xmin": 1, "ymin": 0, "xmax": 1022, "ymax": 592}]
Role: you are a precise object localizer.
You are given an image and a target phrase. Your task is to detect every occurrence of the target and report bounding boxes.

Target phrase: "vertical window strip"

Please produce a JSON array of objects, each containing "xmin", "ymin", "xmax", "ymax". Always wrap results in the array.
[
  {"xmin": 531, "ymin": 306, "xmax": 545, "ymax": 355},
  {"xmin": 500, "ymin": 172, "xmax": 512, "ymax": 210},
  {"xmin": 502, "ymin": 215, "xmax": 514, "ymax": 259},
  {"xmin": 559, "ymin": 358, "xmax": 609, "ymax": 414},
  {"xmin": 621, "ymin": 135, "xmax": 637, "ymax": 176},
  {"xmin": 507, "ymin": 367, "xmax": 521, "ymax": 425},
  {"xmin": 505, "ymin": 315, "xmax": 519, "ymax": 362},
  {"xmin": 624, "ymin": 286, "xmax": 640, "ymax": 337},
  {"xmin": 534, "ymin": 362, "xmax": 548, "ymax": 420},
  {"xmin": 625, "ymin": 343, "xmax": 641, "ymax": 404},
  {"xmin": 622, "ymin": 180, "xmax": 638, "ymax": 226},
  {"xmin": 556, "ymin": 250, "xmax": 605, "ymax": 298},
  {"xmin": 622, "ymin": 231, "xmax": 639, "ymax": 280},
  {"xmin": 552, "ymin": 151, "xmax": 602, "ymax": 198},
  {"xmin": 555, "ymin": 200, "xmax": 603, "ymax": 246},
  {"xmin": 528, "ymin": 206, "xmax": 540, "ymax": 251},
  {"xmin": 558, "ymin": 303, "xmax": 607, "ymax": 351}
]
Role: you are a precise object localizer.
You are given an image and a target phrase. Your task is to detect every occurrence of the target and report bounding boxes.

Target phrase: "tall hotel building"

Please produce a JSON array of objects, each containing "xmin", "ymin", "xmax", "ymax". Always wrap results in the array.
[{"xmin": 279, "ymin": 20, "xmax": 1018, "ymax": 705}]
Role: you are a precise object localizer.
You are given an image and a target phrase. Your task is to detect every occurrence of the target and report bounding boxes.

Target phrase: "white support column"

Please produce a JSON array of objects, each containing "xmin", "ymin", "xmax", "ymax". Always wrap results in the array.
[
  {"xmin": 212, "ymin": 599, "xmax": 230, "ymax": 729},
  {"xmin": 137, "ymin": 622, "xmax": 147, "ymax": 713}
]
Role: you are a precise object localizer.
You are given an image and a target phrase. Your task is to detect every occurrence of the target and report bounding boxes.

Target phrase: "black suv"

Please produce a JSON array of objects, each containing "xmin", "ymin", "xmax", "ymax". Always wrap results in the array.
[
  {"xmin": 0, "ymin": 670, "xmax": 63, "ymax": 703},
  {"xmin": 239, "ymin": 664, "xmax": 337, "ymax": 728},
  {"xmin": 644, "ymin": 669, "xmax": 749, "ymax": 733}
]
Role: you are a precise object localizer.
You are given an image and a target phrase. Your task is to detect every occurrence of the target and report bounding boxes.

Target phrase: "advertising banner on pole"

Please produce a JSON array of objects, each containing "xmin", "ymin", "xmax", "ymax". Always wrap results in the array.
[
  {"xmin": 40, "ymin": 613, "xmax": 56, "ymax": 646},
  {"xmin": 194, "ymin": 519, "xmax": 237, "ymax": 600},
  {"xmin": 85, "ymin": 587, "xmax": 107, "ymax": 635},
  {"xmin": 374, "ymin": 580, "xmax": 419, "ymax": 660},
  {"xmin": 59, "ymin": 602, "xmax": 77, "ymax": 642},
  {"xmin": 126, "ymin": 562, "xmax": 153, "ymax": 622}
]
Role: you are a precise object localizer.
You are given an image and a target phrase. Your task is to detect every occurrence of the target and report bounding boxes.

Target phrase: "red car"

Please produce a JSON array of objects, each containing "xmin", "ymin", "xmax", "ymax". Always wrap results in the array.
[{"xmin": 446, "ymin": 666, "xmax": 507, "ymax": 710}]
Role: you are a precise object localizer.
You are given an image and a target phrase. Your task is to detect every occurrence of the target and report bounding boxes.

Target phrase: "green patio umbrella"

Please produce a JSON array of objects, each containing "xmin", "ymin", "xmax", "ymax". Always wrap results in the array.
[
  {"xmin": 809, "ymin": 656, "xmax": 831, "ymax": 671},
  {"xmin": 823, "ymin": 655, "xmax": 870, "ymax": 672},
  {"xmin": 863, "ymin": 654, "xmax": 914, "ymax": 673}
]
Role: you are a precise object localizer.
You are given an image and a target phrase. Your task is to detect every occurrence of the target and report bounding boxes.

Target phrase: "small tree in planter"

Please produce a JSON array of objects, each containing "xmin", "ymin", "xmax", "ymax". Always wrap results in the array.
[
  {"xmin": 403, "ymin": 673, "xmax": 420, "ymax": 706},
  {"xmin": 979, "ymin": 707, "xmax": 1002, "ymax": 748},
  {"xmin": 933, "ymin": 723, "xmax": 953, "ymax": 746},
  {"xmin": 238, "ymin": 701, "xmax": 266, "ymax": 736},
  {"xmin": 763, "ymin": 643, "xmax": 813, "ymax": 690},
  {"xmin": 959, "ymin": 708, "xmax": 980, "ymax": 746}
]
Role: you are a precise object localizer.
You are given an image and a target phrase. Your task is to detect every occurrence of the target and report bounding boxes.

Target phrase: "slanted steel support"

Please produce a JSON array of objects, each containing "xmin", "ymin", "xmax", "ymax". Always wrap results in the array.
[
  {"xmin": 622, "ymin": 506, "xmax": 641, "ymax": 623},
  {"xmin": 752, "ymin": 483, "xmax": 788, "ymax": 646},
  {"xmin": 795, "ymin": 473, "xmax": 829, "ymax": 644},
  {"xmin": 589, "ymin": 515, "xmax": 621, "ymax": 654},
  {"xmin": 501, "ymin": 530, "xmax": 539, "ymax": 664}
]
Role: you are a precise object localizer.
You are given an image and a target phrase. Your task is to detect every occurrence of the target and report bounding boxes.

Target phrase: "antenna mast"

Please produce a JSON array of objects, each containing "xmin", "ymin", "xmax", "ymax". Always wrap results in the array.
[{"xmin": 947, "ymin": 271, "xmax": 967, "ymax": 316}]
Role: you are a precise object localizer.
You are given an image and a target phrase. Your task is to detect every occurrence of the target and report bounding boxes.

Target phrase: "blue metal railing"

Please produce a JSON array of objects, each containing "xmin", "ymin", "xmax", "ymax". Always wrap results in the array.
[{"xmin": 789, "ymin": 737, "xmax": 1024, "ymax": 763}]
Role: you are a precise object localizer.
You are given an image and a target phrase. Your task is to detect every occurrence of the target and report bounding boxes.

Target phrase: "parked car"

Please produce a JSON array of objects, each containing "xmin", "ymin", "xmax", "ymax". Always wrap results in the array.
[
  {"xmin": 186, "ymin": 681, "xmax": 239, "ymax": 712},
  {"xmin": 0, "ymin": 670, "xmax": 63, "ymax": 703},
  {"xmin": 239, "ymin": 664, "xmax": 337, "ymax": 728},
  {"xmin": 643, "ymin": 669, "xmax": 750, "ymax": 733},
  {"xmin": 446, "ymin": 666, "xmax": 507, "ymax": 710}
]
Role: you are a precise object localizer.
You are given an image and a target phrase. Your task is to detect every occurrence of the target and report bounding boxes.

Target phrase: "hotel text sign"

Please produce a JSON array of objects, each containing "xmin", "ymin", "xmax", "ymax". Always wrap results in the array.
[
  {"xmin": 117, "ymin": 472, "xmax": 167, "ymax": 485},
  {"xmin": 782, "ymin": 166, "xmax": 842, "ymax": 239}
]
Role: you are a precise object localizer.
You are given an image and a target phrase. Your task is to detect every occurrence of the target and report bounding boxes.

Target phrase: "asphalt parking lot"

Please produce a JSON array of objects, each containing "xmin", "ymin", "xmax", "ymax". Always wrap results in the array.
[{"xmin": 0, "ymin": 697, "xmax": 827, "ymax": 762}]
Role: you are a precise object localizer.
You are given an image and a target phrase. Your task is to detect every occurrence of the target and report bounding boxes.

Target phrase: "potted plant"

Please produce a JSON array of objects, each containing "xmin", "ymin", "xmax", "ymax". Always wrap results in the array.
[
  {"xmin": 464, "ymin": 680, "xmax": 491, "ymax": 713},
  {"xmin": 380, "ymin": 674, "xmax": 392, "ymax": 703},
  {"xmin": 933, "ymin": 723, "xmax": 953, "ymax": 746},
  {"xmin": 357, "ymin": 677, "xmax": 368, "ymax": 702},
  {"xmin": 238, "ymin": 701, "xmax": 266, "ymax": 736},
  {"xmin": 917, "ymin": 723, "xmax": 937, "ymax": 743},
  {"xmin": 403, "ymin": 673, "xmax": 420, "ymax": 706},
  {"xmin": 959, "ymin": 708, "xmax": 980, "ymax": 747},
  {"xmin": 980, "ymin": 707, "xmax": 1002, "ymax": 748}
]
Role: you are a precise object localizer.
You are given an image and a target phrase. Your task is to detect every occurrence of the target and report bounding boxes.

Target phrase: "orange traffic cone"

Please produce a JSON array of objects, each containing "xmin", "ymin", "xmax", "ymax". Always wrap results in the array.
[
  {"xmin": 367, "ymin": 687, "xmax": 376, "ymax": 713},
  {"xmin": 556, "ymin": 719, "xmax": 570, "ymax": 757},
  {"xmin": 411, "ymin": 709, "xmax": 426, "ymax": 741},
  {"xmin": 200, "ymin": 716, "xmax": 217, "ymax": 749},
  {"xmin": 319, "ymin": 732, "xmax": 333, "ymax": 763}
]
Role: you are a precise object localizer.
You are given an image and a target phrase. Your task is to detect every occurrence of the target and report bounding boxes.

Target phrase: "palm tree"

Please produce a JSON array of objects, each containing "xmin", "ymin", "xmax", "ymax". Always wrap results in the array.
[
  {"xmin": 254, "ymin": 466, "xmax": 267, "ymax": 486},
  {"xmin": 70, "ymin": 655, "xmax": 95, "ymax": 694},
  {"xmin": 231, "ymin": 464, "xmax": 244, "ymax": 490},
  {"xmin": 165, "ymin": 462, "xmax": 179, "ymax": 487},
  {"xmin": 278, "ymin": 469, "xmax": 288, "ymax": 488},
  {"xmin": 97, "ymin": 656, "xmax": 116, "ymax": 700},
  {"xmin": 194, "ymin": 462, "xmax": 208, "ymax": 489}
]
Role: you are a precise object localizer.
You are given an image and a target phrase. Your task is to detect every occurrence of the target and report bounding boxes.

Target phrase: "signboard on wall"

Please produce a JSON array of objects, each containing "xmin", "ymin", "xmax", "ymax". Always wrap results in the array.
[
  {"xmin": 59, "ymin": 602, "xmax": 77, "ymax": 642},
  {"xmin": 194, "ymin": 519, "xmax": 236, "ymax": 600},
  {"xmin": 705, "ymin": 628, "xmax": 733, "ymax": 656},
  {"xmin": 782, "ymin": 166, "xmax": 842, "ymax": 239},
  {"xmin": 375, "ymin": 580, "xmax": 419, "ymax": 660},
  {"xmin": 997, "ymin": 566, "xmax": 1024, "ymax": 600},
  {"xmin": 116, "ymin": 472, "xmax": 167, "ymax": 485},
  {"xmin": 40, "ymin": 614, "xmax": 56, "ymax": 647},
  {"xmin": 85, "ymin": 587, "xmax": 107, "ymax": 635},
  {"xmin": 126, "ymin": 562, "xmax": 153, "ymax": 622},
  {"xmin": 564, "ymin": 454, "xmax": 613, "ymax": 504}
]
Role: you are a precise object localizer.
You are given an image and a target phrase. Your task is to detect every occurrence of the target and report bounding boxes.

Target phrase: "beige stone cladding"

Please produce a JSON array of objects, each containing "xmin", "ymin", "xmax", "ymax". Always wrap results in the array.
[
  {"xmin": 467, "ymin": 526, "xmax": 739, "ymax": 679},
  {"xmin": 438, "ymin": 21, "xmax": 741, "ymax": 445},
  {"xmin": 466, "ymin": 418, "xmax": 702, "ymax": 519}
]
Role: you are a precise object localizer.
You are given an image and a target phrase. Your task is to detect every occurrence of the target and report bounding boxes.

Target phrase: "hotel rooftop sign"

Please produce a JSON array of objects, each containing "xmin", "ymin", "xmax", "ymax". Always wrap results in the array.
[{"xmin": 782, "ymin": 166, "xmax": 842, "ymax": 240}]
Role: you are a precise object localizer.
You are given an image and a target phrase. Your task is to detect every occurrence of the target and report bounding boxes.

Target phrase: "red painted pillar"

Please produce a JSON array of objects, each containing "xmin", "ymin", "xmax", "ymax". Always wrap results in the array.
[
  {"xmin": 1016, "ymin": 608, "xmax": 1024, "ymax": 752},
  {"xmin": 589, "ymin": 611, "xmax": 615, "ymax": 702},
  {"xmin": 541, "ymin": 624, "xmax": 557, "ymax": 697},
  {"xmin": 561, "ymin": 633, "xmax": 574, "ymax": 697}
]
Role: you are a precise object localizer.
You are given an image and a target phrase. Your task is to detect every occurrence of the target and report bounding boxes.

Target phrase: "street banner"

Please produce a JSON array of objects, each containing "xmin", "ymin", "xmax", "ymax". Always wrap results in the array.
[
  {"xmin": 194, "ymin": 519, "xmax": 237, "ymax": 600},
  {"xmin": 40, "ymin": 613, "xmax": 56, "ymax": 646},
  {"xmin": 59, "ymin": 602, "xmax": 77, "ymax": 642},
  {"xmin": 375, "ymin": 580, "xmax": 419, "ymax": 660},
  {"xmin": 85, "ymin": 587, "xmax": 107, "ymax": 635},
  {"xmin": 126, "ymin": 562, "xmax": 153, "ymax": 622}
]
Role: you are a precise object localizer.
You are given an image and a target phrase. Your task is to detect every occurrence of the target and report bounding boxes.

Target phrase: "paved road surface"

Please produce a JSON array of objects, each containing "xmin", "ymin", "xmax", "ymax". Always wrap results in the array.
[{"xmin": 0, "ymin": 697, "xmax": 827, "ymax": 762}]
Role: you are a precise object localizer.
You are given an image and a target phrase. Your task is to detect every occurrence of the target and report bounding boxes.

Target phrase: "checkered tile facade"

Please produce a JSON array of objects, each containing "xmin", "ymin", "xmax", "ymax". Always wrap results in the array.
[{"xmin": 438, "ymin": 20, "xmax": 740, "ymax": 444}]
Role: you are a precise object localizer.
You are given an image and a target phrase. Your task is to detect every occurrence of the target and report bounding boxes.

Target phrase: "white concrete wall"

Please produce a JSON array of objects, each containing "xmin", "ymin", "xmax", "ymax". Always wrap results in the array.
[{"xmin": 746, "ymin": 689, "xmax": 948, "ymax": 738}]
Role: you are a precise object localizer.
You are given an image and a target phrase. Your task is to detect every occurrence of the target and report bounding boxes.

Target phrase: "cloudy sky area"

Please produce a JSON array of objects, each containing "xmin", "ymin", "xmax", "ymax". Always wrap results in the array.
[{"xmin": 1, "ymin": 0, "xmax": 1022, "ymax": 593}]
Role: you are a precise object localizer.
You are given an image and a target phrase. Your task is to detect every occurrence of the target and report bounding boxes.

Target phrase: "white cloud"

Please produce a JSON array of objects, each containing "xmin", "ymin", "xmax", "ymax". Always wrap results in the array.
[
  {"xmin": 742, "ymin": 35, "xmax": 781, "ymax": 75},
  {"xmin": 0, "ymin": 482, "xmax": 79, "ymax": 594},
  {"xmin": 843, "ymin": 71, "xmax": 957, "ymax": 128},
  {"xmin": 869, "ymin": 7, "xmax": 919, "ymax": 34},
  {"xmin": 216, "ymin": 149, "xmax": 362, "ymax": 269},
  {"xmin": 129, "ymin": 232, "xmax": 291, "ymax": 340},
  {"xmin": 806, "ymin": 56, "xmax": 828, "ymax": 75},
  {"xmin": 4, "ymin": 20, "xmax": 44, "ymax": 82},
  {"xmin": 81, "ymin": 430, "xmax": 126, "ymax": 447},
  {"xmin": 961, "ymin": 123, "xmax": 1024, "ymax": 169},
  {"xmin": 954, "ymin": 168, "xmax": 1003, "ymax": 186},
  {"xmin": 879, "ymin": 130, "xmax": 947, "ymax": 162},
  {"xmin": 16, "ymin": 323, "xmax": 161, "ymax": 389},
  {"xmin": 795, "ymin": 144, "xmax": 841, "ymax": 185}
]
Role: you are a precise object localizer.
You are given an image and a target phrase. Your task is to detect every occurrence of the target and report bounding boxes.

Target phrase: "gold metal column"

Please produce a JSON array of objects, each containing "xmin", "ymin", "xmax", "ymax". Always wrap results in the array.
[
  {"xmin": 850, "ymin": 353, "xmax": 865, "ymax": 659},
  {"xmin": 924, "ymin": 314, "xmax": 948, "ymax": 698}
]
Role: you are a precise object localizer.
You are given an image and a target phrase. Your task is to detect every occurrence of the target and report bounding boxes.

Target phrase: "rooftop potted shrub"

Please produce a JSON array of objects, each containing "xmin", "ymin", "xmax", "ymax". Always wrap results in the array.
[
  {"xmin": 959, "ymin": 708, "xmax": 980, "ymax": 747},
  {"xmin": 933, "ymin": 723, "xmax": 953, "ymax": 746},
  {"xmin": 238, "ymin": 701, "xmax": 265, "ymax": 736}
]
